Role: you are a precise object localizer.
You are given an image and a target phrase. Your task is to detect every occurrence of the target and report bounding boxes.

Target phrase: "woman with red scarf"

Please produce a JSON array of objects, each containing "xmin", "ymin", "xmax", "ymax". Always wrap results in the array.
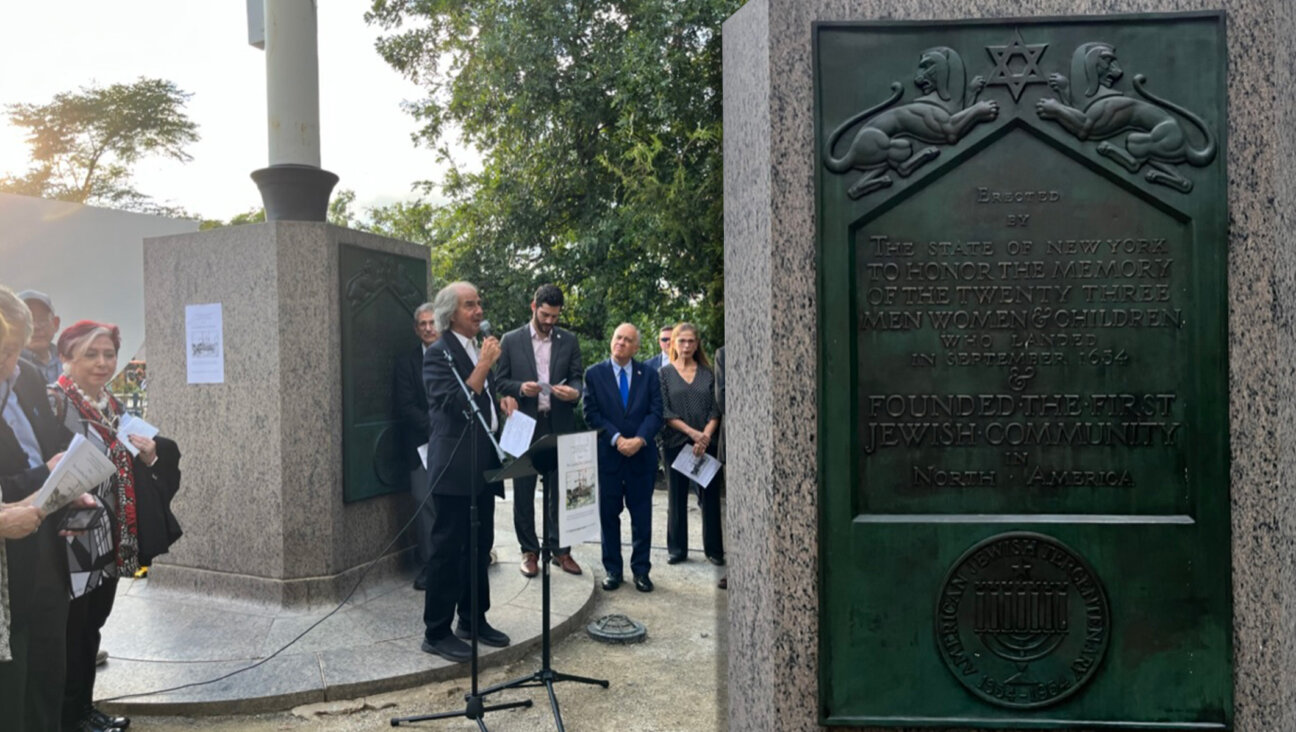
[{"xmin": 48, "ymin": 321, "xmax": 182, "ymax": 732}]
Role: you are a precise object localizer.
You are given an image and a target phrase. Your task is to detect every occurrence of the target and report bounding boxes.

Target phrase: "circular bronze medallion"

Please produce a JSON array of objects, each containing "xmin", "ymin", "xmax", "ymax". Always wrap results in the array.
[{"xmin": 934, "ymin": 532, "xmax": 1110, "ymax": 709}]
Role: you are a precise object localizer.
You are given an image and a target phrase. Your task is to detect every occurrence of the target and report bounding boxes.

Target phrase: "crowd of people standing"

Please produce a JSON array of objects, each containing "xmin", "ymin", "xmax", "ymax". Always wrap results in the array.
[
  {"xmin": 398, "ymin": 282, "xmax": 728, "ymax": 663},
  {"xmin": 1, "ymin": 275, "xmax": 727, "ymax": 725},
  {"xmin": 0, "ymin": 286, "xmax": 183, "ymax": 732}
]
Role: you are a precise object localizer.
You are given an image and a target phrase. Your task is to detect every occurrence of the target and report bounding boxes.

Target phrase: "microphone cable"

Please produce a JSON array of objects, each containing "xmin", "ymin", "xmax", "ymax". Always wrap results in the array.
[{"xmin": 99, "ymin": 421, "xmax": 471, "ymax": 702}]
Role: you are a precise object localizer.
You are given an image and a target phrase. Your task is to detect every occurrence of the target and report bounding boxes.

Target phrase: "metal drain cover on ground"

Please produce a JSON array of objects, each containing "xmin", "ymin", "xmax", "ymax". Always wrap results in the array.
[{"xmin": 587, "ymin": 614, "xmax": 647, "ymax": 644}]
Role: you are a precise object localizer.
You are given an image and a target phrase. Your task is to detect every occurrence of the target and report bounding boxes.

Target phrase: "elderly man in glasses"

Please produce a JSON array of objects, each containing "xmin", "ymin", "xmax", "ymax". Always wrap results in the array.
[{"xmin": 17, "ymin": 291, "xmax": 61, "ymax": 386}]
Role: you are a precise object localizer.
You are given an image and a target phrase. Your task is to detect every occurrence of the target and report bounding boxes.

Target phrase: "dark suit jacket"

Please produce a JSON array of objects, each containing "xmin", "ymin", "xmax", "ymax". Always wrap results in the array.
[
  {"xmin": 644, "ymin": 353, "xmax": 668, "ymax": 372},
  {"xmin": 423, "ymin": 331, "xmax": 504, "ymax": 497},
  {"xmin": 582, "ymin": 358, "xmax": 662, "ymax": 476},
  {"xmin": 134, "ymin": 436, "xmax": 184, "ymax": 566},
  {"xmin": 0, "ymin": 361, "xmax": 69, "ymax": 503},
  {"xmin": 494, "ymin": 324, "xmax": 584, "ymax": 433},
  {"xmin": 0, "ymin": 360, "xmax": 70, "ymax": 502},
  {"xmin": 0, "ymin": 360, "xmax": 72, "ymax": 615},
  {"xmin": 394, "ymin": 342, "xmax": 431, "ymax": 471}
]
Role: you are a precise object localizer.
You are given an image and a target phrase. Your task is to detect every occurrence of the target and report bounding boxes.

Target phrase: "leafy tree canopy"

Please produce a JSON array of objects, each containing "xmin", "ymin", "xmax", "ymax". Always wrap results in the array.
[
  {"xmin": 0, "ymin": 77, "xmax": 199, "ymax": 215},
  {"xmin": 365, "ymin": 0, "xmax": 742, "ymax": 351}
]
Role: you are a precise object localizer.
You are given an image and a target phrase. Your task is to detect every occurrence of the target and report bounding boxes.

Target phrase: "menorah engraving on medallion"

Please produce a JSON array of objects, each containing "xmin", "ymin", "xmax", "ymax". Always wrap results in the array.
[
  {"xmin": 935, "ymin": 532, "xmax": 1110, "ymax": 709},
  {"xmin": 974, "ymin": 576, "xmax": 1068, "ymax": 683}
]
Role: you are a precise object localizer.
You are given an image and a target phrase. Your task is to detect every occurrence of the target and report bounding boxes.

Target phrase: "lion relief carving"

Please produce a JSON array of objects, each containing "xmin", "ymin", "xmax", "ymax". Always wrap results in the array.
[
  {"xmin": 1035, "ymin": 42, "xmax": 1216, "ymax": 192},
  {"xmin": 822, "ymin": 47, "xmax": 1000, "ymax": 199}
]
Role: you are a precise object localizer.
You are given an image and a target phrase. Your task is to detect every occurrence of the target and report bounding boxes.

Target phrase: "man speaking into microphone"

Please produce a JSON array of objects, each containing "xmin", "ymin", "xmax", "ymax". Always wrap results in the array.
[{"xmin": 420, "ymin": 281, "xmax": 518, "ymax": 662}]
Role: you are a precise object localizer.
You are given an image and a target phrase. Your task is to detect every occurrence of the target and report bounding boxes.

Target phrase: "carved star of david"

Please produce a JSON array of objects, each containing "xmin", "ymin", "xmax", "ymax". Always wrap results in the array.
[{"xmin": 985, "ymin": 29, "xmax": 1049, "ymax": 101}]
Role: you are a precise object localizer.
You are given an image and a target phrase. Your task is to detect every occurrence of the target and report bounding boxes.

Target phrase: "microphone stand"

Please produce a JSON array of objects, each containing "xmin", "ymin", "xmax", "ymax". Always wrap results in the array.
[{"xmin": 392, "ymin": 346, "xmax": 531, "ymax": 730}]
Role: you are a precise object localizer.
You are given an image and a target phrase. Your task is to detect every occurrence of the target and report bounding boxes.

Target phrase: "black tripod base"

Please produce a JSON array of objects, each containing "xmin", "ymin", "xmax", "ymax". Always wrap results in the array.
[
  {"xmin": 390, "ymin": 695, "xmax": 533, "ymax": 728},
  {"xmin": 482, "ymin": 669, "xmax": 609, "ymax": 731}
]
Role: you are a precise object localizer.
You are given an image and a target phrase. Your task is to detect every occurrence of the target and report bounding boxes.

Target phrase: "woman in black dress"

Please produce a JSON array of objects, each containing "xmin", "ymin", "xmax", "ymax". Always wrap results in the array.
[{"xmin": 658, "ymin": 323, "xmax": 724, "ymax": 566}]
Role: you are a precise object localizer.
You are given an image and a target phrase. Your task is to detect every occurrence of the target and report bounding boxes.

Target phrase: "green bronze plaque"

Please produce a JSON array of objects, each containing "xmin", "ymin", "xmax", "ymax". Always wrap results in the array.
[
  {"xmin": 815, "ymin": 13, "xmax": 1230, "ymax": 728},
  {"xmin": 339, "ymin": 244, "xmax": 428, "ymax": 502}
]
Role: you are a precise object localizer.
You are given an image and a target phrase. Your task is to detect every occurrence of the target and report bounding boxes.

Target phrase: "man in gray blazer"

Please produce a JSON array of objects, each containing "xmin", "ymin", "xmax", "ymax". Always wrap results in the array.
[{"xmin": 495, "ymin": 284, "xmax": 586, "ymax": 576}]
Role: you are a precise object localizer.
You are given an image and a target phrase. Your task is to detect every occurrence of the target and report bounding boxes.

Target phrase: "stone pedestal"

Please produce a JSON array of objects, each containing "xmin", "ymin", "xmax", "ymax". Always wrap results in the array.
[
  {"xmin": 723, "ymin": 1, "xmax": 1294, "ymax": 730},
  {"xmin": 141, "ymin": 223, "xmax": 428, "ymax": 607}
]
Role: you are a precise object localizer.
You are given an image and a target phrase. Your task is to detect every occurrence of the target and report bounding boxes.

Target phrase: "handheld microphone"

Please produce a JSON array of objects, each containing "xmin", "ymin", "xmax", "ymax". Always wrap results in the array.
[{"xmin": 479, "ymin": 319, "xmax": 493, "ymax": 339}]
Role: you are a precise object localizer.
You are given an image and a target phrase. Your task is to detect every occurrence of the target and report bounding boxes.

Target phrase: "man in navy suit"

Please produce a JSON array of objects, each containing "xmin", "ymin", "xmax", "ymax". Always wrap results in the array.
[
  {"xmin": 393, "ymin": 302, "xmax": 437, "ymax": 589},
  {"xmin": 420, "ymin": 282, "xmax": 518, "ymax": 663},
  {"xmin": 583, "ymin": 323, "xmax": 662, "ymax": 592}
]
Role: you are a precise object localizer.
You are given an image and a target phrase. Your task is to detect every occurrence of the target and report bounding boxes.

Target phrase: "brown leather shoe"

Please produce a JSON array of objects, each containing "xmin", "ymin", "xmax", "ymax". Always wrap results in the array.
[
  {"xmin": 552, "ymin": 553, "xmax": 583, "ymax": 575},
  {"xmin": 520, "ymin": 552, "xmax": 539, "ymax": 577}
]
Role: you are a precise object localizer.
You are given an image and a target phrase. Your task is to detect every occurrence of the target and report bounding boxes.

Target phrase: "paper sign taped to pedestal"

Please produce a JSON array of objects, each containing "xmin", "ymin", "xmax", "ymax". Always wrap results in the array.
[{"xmin": 185, "ymin": 303, "xmax": 224, "ymax": 384}]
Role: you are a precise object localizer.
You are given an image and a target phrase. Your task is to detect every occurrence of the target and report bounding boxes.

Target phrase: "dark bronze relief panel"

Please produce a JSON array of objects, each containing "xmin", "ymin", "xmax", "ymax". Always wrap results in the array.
[
  {"xmin": 815, "ymin": 13, "xmax": 1229, "ymax": 728},
  {"xmin": 339, "ymin": 244, "xmax": 428, "ymax": 502}
]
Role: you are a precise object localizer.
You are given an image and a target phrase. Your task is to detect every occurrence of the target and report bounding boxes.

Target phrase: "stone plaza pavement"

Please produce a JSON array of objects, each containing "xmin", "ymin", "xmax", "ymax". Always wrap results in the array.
[
  {"xmin": 95, "ymin": 483, "xmax": 600, "ymax": 716},
  {"xmin": 94, "ymin": 478, "xmax": 727, "ymax": 726}
]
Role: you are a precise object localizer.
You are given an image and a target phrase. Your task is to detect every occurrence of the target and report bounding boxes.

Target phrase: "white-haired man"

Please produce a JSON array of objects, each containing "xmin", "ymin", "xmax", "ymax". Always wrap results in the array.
[{"xmin": 419, "ymin": 282, "xmax": 518, "ymax": 662}]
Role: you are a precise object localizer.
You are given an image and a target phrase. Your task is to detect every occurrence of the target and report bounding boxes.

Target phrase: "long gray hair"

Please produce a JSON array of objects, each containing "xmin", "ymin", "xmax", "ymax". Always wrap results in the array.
[{"xmin": 432, "ymin": 281, "xmax": 475, "ymax": 334}]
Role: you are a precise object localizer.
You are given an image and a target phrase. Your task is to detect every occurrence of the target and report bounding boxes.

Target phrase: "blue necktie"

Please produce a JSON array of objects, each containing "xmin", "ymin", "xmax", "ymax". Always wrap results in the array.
[{"xmin": 618, "ymin": 367, "xmax": 629, "ymax": 408}]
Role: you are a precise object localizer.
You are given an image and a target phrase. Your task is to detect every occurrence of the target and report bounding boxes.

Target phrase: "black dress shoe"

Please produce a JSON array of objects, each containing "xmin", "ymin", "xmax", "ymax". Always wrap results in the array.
[
  {"xmin": 602, "ymin": 574, "xmax": 622, "ymax": 591},
  {"xmin": 421, "ymin": 634, "xmax": 472, "ymax": 663},
  {"xmin": 707, "ymin": 555, "xmax": 726, "ymax": 567},
  {"xmin": 455, "ymin": 619, "xmax": 511, "ymax": 647},
  {"xmin": 77, "ymin": 717, "xmax": 122, "ymax": 732},
  {"xmin": 412, "ymin": 575, "xmax": 427, "ymax": 591},
  {"xmin": 90, "ymin": 708, "xmax": 130, "ymax": 730},
  {"xmin": 666, "ymin": 554, "xmax": 686, "ymax": 565},
  {"xmin": 634, "ymin": 575, "xmax": 654, "ymax": 592}
]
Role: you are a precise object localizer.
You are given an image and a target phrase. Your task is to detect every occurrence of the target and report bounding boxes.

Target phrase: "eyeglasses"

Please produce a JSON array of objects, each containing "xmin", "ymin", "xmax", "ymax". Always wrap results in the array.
[{"xmin": 659, "ymin": 337, "xmax": 671, "ymax": 343}]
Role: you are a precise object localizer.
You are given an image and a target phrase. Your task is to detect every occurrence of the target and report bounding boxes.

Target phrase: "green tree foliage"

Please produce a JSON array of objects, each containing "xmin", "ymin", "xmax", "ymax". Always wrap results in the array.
[
  {"xmin": 197, "ymin": 208, "xmax": 265, "ymax": 231},
  {"xmin": 0, "ymin": 78, "xmax": 199, "ymax": 214},
  {"xmin": 365, "ymin": 0, "xmax": 741, "ymax": 348}
]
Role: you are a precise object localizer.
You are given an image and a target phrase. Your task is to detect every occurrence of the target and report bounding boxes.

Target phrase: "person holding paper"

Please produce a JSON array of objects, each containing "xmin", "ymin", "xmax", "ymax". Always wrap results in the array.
[
  {"xmin": 0, "ymin": 286, "xmax": 75, "ymax": 732},
  {"xmin": 419, "ymin": 282, "xmax": 518, "ymax": 663},
  {"xmin": 48, "ymin": 320, "xmax": 181, "ymax": 732},
  {"xmin": 583, "ymin": 324, "xmax": 662, "ymax": 593},
  {"xmin": 494, "ymin": 284, "xmax": 585, "ymax": 578},
  {"xmin": 394, "ymin": 302, "xmax": 438, "ymax": 590},
  {"xmin": 659, "ymin": 323, "xmax": 724, "ymax": 567}
]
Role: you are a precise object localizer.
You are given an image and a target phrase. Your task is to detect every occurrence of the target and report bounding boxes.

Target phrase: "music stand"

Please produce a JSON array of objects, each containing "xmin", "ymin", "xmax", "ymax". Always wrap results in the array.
[{"xmin": 479, "ymin": 433, "xmax": 609, "ymax": 731}]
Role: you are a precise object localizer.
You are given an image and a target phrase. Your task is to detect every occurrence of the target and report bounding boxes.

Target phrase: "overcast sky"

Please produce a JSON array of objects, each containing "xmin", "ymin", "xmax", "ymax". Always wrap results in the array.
[{"xmin": 0, "ymin": 1, "xmax": 464, "ymax": 220}]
